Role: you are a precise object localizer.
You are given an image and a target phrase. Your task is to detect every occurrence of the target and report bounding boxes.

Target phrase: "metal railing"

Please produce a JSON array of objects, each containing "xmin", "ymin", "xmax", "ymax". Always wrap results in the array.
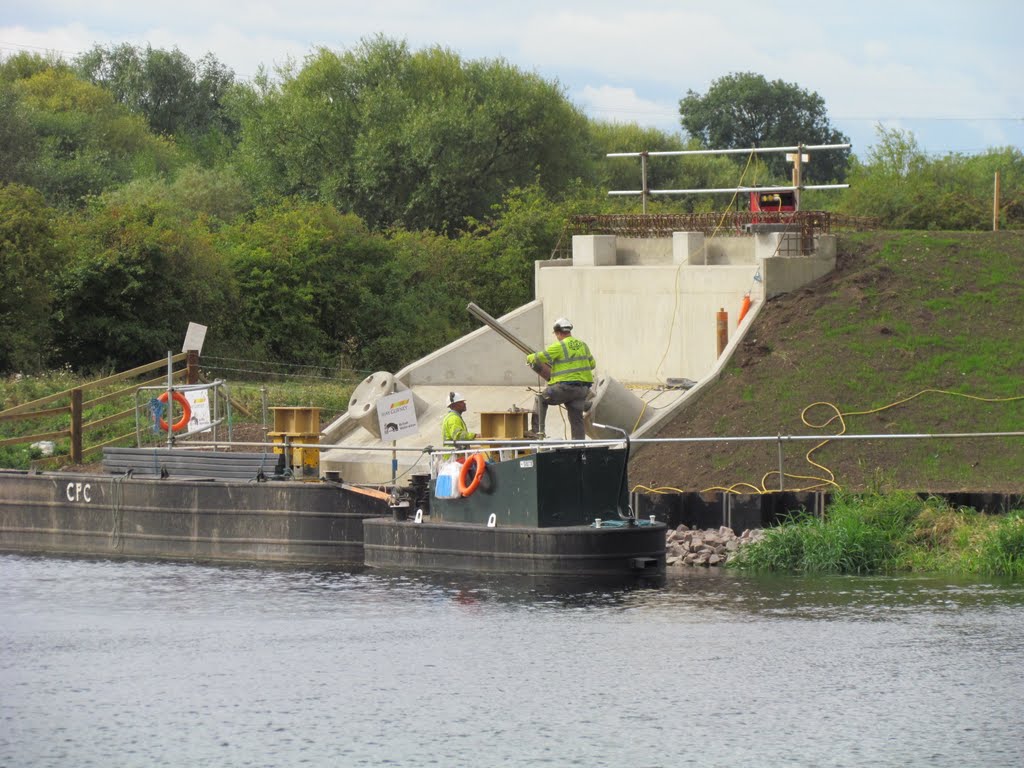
[{"xmin": 131, "ymin": 427, "xmax": 1024, "ymax": 492}]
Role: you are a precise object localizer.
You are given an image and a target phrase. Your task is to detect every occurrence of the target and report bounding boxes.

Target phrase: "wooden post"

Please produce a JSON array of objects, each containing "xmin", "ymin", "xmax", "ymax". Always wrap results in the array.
[
  {"xmin": 716, "ymin": 308, "xmax": 729, "ymax": 357},
  {"xmin": 993, "ymin": 171, "xmax": 1001, "ymax": 231},
  {"xmin": 70, "ymin": 388, "xmax": 83, "ymax": 464},
  {"xmin": 186, "ymin": 349, "xmax": 199, "ymax": 384}
]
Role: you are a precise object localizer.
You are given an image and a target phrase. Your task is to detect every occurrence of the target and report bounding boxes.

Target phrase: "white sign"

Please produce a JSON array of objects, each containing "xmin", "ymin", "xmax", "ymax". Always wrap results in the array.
[
  {"xmin": 184, "ymin": 388, "xmax": 212, "ymax": 433},
  {"xmin": 376, "ymin": 393, "xmax": 420, "ymax": 441},
  {"xmin": 182, "ymin": 322, "xmax": 207, "ymax": 354}
]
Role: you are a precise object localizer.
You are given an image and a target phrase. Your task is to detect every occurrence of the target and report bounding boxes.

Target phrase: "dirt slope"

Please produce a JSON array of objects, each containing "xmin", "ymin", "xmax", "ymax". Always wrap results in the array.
[{"xmin": 628, "ymin": 231, "xmax": 1024, "ymax": 494}]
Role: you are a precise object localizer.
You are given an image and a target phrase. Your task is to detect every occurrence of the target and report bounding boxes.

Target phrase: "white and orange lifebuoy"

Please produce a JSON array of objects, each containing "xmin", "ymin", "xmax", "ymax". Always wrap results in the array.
[
  {"xmin": 457, "ymin": 453, "xmax": 487, "ymax": 497},
  {"xmin": 158, "ymin": 390, "xmax": 192, "ymax": 432}
]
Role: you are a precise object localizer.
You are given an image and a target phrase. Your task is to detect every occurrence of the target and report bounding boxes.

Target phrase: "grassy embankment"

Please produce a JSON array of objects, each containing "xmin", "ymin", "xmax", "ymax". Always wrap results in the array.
[{"xmin": 631, "ymin": 230, "xmax": 1024, "ymax": 495}]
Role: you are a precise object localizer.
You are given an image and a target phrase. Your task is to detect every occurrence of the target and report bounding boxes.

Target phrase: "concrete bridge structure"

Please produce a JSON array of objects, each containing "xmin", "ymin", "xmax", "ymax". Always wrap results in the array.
[{"xmin": 319, "ymin": 230, "xmax": 836, "ymax": 484}]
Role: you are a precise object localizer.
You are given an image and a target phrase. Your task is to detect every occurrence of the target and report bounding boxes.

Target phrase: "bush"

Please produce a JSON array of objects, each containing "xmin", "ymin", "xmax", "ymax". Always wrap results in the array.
[{"xmin": 980, "ymin": 511, "xmax": 1024, "ymax": 577}]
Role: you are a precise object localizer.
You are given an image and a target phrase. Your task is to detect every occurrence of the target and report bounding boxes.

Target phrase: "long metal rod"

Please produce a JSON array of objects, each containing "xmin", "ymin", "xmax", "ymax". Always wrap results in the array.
[
  {"xmin": 467, "ymin": 302, "xmax": 551, "ymax": 380},
  {"xmin": 466, "ymin": 302, "xmax": 534, "ymax": 354},
  {"xmin": 609, "ymin": 184, "xmax": 849, "ymax": 197},
  {"xmin": 630, "ymin": 431, "xmax": 1024, "ymax": 443},
  {"xmin": 160, "ymin": 429, "xmax": 1024, "ymax": 457},
  {"xmin": 607, "ymin": 143, "xmax": 851, "ymax": 158}
]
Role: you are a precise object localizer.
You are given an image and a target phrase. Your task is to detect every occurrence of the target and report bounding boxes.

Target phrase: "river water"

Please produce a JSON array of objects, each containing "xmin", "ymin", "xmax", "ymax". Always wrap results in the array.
[{"xmin": 1, "ymin": 554, "xmax": 1022, "ymax": 768}]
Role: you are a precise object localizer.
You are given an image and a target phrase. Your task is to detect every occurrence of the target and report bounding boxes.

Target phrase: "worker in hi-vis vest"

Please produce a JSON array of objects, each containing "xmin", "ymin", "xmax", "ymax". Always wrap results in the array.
[
  {"xmin": 441, "ymin": 391, "xmax": 476, "ymax": 459},
  {"xmin": 526, "ymin": 317, "xmax": 596, "ymax": 440}
]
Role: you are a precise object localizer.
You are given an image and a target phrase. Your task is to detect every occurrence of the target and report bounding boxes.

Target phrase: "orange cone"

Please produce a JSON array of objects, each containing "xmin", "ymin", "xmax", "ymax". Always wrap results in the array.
[{"xmin": 738, "ymin": 294, "xmax": 752, "ymax": 325}]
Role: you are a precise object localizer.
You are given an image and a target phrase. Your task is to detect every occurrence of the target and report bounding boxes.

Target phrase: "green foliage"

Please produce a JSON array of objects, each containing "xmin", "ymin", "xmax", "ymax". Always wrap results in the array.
[
  {"xmin": 234, "ymin": 37, "xmax": 595, "ymax": 233},
  {"xmin": 0, "ymin": 183, "xmax": 60, "ymax": 372},
  {"xmin": 589, "ymin": 121, "xmax": 687, "ymax": 194},
  {"xmin": 100, "ymin": 164, "xmax": 253, "ymax": 226},
  {"xmin": 52, "ymin": 194, "xmax": 235, "ymax": 371},
  {"xmin": 0, "ymin": 51, "xmax": 70, "ymax": 82},
  {"xmin": 9, "ymin": 68, "xmax": 181, "ymax": 206},
  {"xmin": 733, "ymin": 493, "xmax": 1024, "ymax": 576},
  {"xmin": 980, "ymin": 511, "xmax": 1024, "ymax": 577},
  {"xmin": 734, "ymin": 491, "xmax": 914, "ymax": 573},
  {"xmin": 218, "ymin": 199, "xmax": 389, "ymax": 368},
  {"xmin": 590, "ymin": 122, "xmax": 774, "ymax": 212},
  {"xmin": 74, "ymin": 44, "xmax": 240, "ymax": 164},
  {"xmin": 838, "ymin": 127, "xmax": 1024, "ymax": 229},
  {"xmin": 226, "ymin": 378, "xmax": 357, "ymax": 424},
  {"xmin": 679, "ymin": 72, "xmax": 850, "ymax": 183}
]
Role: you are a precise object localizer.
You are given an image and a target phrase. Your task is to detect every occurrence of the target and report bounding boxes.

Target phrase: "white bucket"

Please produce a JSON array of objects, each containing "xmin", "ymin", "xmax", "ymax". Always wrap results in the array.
[{"xmin": 434, "ymin": 461, "xmax": 463, "ymax": 499}]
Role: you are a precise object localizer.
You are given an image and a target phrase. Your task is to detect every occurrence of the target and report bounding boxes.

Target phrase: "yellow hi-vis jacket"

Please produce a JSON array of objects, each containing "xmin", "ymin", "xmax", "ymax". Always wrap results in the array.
[
  {"xmin": 527, "ymin": 336, "xmax": 596, "ymax": 384},
  {"xmin": 441, "ymin": 409, "xmax": 475, "ymax": 457}
]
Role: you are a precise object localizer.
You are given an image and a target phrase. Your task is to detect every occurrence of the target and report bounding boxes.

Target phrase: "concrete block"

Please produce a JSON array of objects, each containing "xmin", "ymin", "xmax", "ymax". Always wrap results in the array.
[
  {"xmin": 755, "ymin": 232, "xmax": 801, "ymax": 259},
  {"xmin": 572, "ymin": 234, "xmax": 617, "ymax": 266},
  {"xmin": 673, "ymin": 231, "xmax": 706, "ymax": 264}
]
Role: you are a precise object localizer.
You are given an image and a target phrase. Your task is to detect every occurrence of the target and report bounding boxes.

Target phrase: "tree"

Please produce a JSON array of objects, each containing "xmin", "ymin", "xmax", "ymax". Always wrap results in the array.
[
  {"xmin": 234, "ymin": 37, "xmax": 595, "ymax": 233},
  {"xmin": 0, "ymin": 51, "xmax": 68, "ymax": 82},
  {"xmin": 837, "ymin": 126, "xmax": 1024, "ymax": 229},
  {"xmin": 101, "ymin": 165, "xmax": 254, "ymax": 228},
  {"xmin": 52, "ymin": 194, "xmax": 234, "ymax": 371},
  {"xmin": 11, "ymin": 68, "xmax": 180, "ymax": 207},
  {"xmin": 217, "ymin": 200, "xmax": 390, "ymax": 367},
  {"xmin": 679, "ymin": 72, "xmax": 850, "ymax": 183},
  {"xmin": 0, "ymin": 183, "xmax": 59, "ymax": 372},
  {"xmin": 74, "ymin": 44, "xmax": 240, "ymax": 164},
  {"xmin": 589, "ymin": 121, "xmax": 687, "ymax": 196},
  {"xmin": 0, "ymin": 83, "xmax": 38, "ymax": 187}
]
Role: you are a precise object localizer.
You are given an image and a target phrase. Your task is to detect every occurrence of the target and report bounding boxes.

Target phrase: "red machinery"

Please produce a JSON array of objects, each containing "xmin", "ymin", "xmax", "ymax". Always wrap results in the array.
[{"xmin": 749, "ymin": 190, "xmax": 796, "ymax": 213}]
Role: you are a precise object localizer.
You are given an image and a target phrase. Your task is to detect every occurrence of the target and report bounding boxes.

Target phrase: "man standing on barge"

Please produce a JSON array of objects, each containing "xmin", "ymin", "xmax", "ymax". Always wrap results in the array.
[
  {"xmin": 441, "ymin": 391, "xmax": 476, "ymax": 459},
  {"xmin": 526, "ymin": 317, "xmax": 596, "ymax": 441}
]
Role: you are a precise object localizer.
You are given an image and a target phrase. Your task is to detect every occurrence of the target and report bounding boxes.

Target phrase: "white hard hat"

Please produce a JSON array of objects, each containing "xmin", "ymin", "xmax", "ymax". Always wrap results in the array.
[
  {"xmin": 553, "ymin": 317, "xmax": 573, "ymax": 332},
  {"xmin": 447, "ymin": 391, "xmax": 466, "ymax": 405}
]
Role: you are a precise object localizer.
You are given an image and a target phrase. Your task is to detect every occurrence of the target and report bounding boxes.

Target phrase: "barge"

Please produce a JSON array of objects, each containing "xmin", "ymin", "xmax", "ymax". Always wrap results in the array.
[
  {"xmin": 0, "ymin": 450, "xmax": 389, "ymax": 565},
  {"xmin": 0, "ymin": 440, "xmax": 665, "ymax": 581},
  {"xmin": 365, "ymin": 441, "xmax": 666, "ymax": 578}
]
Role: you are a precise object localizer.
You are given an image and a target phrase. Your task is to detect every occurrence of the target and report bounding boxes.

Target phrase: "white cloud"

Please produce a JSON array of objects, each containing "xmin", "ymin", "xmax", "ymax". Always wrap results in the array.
[
  {"xmin": 577, "ymin": 84, "xmax": 679, "ymax": 133},
  {"xmin": 2, "ymin": 0, "xmax": 1020, "ymax": 154}
]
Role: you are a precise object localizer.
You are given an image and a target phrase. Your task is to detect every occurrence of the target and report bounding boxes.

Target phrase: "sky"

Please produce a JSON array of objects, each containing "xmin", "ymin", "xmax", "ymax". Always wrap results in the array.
[{"xmin": 2, "ymin": 0, "xmax": 1022, "ymax": 160}]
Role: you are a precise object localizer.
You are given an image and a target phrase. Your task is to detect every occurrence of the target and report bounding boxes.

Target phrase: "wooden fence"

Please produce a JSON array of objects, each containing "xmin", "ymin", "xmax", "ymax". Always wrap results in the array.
[{"xmin": 0, "ymin": 352, "xmax": 199, "ymax": 465}]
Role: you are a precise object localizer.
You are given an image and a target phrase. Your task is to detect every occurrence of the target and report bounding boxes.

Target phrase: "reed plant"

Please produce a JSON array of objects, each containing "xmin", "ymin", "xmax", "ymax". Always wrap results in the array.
[
  {"xmin": 979, "ymin": 512, "xmax": 1024, "ymax": 578},
  {"xmin": 733, "ymin": 491, "xmax": 1024, "ymax": 577}
]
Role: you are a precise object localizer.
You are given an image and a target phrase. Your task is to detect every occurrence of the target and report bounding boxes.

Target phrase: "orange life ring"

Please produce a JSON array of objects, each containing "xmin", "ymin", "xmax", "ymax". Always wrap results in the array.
[
  {"xmin": 457, "ymin": 453, "xmax": 487, "ymax": 497},
  {"xmin": 158, "ymin": 390, "xmax": 192, "ymax": 432}
]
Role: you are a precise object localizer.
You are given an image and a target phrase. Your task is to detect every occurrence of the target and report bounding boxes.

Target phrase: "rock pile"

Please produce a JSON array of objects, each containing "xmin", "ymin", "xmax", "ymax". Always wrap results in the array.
[{"xmin": 665, "ymin": 525, "xmax": 766, "ymax": 567}]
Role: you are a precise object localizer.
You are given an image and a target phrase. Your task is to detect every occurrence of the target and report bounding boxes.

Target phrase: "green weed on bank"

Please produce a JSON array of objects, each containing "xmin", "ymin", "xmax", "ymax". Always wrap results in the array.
[{"xmin": 731, "ymin": 491, "xmax": 1024, "ymax": 577}]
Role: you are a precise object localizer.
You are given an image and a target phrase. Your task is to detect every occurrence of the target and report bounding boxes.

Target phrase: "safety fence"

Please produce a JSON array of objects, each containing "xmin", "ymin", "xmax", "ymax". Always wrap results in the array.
[
  {"xmin": 550, "ymin": 211, "xmax": 879, "ymax": 258},
  {"xmin": 0, "ymin": 353, "xmax": 195, "ymax": 464}
]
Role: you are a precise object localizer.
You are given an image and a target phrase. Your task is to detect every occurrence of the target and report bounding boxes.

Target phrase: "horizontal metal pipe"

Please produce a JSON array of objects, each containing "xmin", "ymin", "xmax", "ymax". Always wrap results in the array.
[
  {"xmin": 607, "ymin": 143, "xmax": 851, "ymax": 158},
  {"xmin": 212, "ymin": 429, "xmax": 1024, "ymax": 454},
  {"xmin": 609, "ymin": 184, "xmax": 849, "ymax": 196}
]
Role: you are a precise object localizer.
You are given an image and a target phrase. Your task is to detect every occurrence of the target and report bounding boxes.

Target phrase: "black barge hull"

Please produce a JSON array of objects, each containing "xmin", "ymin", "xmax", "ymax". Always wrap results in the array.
[
  {"xmin": 0, "ymin": 469, "xmax": 389, "ymax": 565},
  {"xmin": 363, "ymin": 517, "xmax": 666, "ymax": 577}
]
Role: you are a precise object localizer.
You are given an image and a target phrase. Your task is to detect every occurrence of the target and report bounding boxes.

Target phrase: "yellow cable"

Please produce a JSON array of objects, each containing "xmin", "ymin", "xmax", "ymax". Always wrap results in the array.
[
  {"xmin": 631, "ymin": 400, "xmax": 648, "ymax": 433},
  {"xmin": 684, "ymin": 388, "xmax": 1024, "ymax": 496},
  {"xmin": 654, "ymin": 151, "xmax": 757, "ymax": 384}
]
